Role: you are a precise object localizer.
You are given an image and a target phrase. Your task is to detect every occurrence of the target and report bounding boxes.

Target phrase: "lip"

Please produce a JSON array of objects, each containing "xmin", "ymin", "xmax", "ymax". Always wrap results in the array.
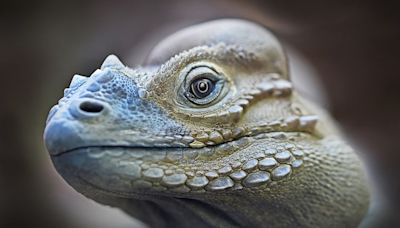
[
  {"xmin": 50, "ymin": 145, "xmax": 189, "ymax": 157},
  {"xmin": 48, "ymin": 129, "xmax": 316, "ymax": 158}
]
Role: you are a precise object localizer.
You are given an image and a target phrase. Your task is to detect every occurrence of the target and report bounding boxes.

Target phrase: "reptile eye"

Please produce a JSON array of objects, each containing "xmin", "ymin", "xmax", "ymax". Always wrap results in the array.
[
  {"xmin": 183, "ymin": 65, "xmax": 225, "ymax": 106},
  {"xmin": 190, "ymin": 78, "xmax": 215, "ymax": 98}
]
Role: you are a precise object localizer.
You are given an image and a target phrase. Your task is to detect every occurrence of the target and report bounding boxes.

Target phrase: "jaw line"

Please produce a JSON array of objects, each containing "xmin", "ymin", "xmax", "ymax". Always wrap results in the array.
[
  {"xmin": 50, "ymin": 145, "xmax": 188, "ymax": 157},
  {"xmin": 75, "ymin": 172, "xmax": 213, "ymax": 199},
  {"xmin": 52, "ymin": 131, "xmax": 312, "ymax": 199},
  {"xmin": 50, "ymin": 130, "xmax": 316, "ymax": 157}
]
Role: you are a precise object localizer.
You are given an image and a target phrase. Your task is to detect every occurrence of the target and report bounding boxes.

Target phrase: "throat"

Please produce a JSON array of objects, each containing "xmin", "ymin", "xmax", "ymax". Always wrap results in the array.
[{"xmin": 120, "ymin": 196, "xmax": 249, "ymax": 228}]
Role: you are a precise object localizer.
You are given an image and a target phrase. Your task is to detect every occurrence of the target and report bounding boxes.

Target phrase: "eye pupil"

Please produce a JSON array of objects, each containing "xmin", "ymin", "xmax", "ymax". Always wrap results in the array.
[
  {"xmin": 191, "ymin": 78, "xmax": 214, "ymax": 98},
  {"xmin": 197, "ymin": 81, "xmax": 208, "ymax": 92}
]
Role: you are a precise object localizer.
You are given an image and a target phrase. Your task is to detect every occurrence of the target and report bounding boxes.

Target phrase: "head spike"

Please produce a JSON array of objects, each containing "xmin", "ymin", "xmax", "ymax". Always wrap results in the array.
[
  {"xmin": 101, "ymin": 54, "xmax": 124, "ymax": 69},
  {"xmin": 69, "ymin": 74, "xmax": 87, "ymax": 89}
]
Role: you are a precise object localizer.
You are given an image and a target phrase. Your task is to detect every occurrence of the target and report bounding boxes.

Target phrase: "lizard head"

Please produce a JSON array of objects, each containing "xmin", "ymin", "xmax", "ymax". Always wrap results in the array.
[{"xmin": 44, "ymin": 19, "xmax": 369, "ymax": 227}]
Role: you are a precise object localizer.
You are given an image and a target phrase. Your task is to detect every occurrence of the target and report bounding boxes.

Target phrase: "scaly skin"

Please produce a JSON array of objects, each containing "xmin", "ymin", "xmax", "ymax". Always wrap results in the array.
[{"xmin": 44, "ymin": 19, "xmax": 370, "ymax": 227}]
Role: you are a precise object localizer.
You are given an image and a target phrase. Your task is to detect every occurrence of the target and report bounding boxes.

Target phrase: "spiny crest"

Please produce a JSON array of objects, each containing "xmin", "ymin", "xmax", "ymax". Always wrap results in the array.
[{"xmin": 101, "ymin": 54, "xmax": 125, "ymax": 70}]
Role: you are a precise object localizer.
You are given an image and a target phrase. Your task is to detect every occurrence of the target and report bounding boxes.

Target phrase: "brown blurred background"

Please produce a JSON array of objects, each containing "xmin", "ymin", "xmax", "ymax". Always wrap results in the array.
[{"xmin": 1, "ymin": 0, "xmax": 399, "ymax": 227}]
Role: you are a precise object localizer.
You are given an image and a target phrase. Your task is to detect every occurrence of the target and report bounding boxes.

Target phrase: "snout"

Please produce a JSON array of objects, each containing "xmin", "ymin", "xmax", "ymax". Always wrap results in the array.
[
  {"xmin": 44, "ymin": 118, "xmax": 85, "ymax": 155},
  {"xmin": 44, "ymin": 98, "xmax": 112, "ymax": 155}
]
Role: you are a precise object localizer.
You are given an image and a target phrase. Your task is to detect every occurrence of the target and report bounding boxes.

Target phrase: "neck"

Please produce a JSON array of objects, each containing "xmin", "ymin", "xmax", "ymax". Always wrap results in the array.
[
  {"xmin": 123, "ymin": 197, "xmax": 243, "ymax": 228},
  {"xmin": 104, "ymin": 191, "xmax": 300, "ymax": 228}
]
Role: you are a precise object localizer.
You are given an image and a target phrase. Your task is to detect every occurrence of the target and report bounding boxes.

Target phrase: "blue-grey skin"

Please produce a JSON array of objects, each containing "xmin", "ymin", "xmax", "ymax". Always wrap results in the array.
[{"xmin": 44, "ymin": 19, "xmax": 370, "ymax": 228}]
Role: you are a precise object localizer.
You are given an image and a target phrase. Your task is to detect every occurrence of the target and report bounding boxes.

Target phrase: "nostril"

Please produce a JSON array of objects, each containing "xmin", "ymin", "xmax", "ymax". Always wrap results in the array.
[
  {"xmin": 79, "ymin": 101, "xmax": 104, "ymax": 113},
  {"xmin": 69, "ymin": 99, "xmax": 109, "ymax": 119}
]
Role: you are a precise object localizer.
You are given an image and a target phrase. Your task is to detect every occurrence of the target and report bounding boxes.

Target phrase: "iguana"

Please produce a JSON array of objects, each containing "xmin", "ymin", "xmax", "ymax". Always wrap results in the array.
[{"xmin": 44, "ymin": 19, "xmax": 370, "ymax": 228}]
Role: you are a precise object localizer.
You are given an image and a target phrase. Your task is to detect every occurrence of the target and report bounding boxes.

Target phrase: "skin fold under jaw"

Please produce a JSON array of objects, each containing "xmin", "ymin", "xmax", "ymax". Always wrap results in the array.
[{"xmin": 44, "ymin": 19, "xmax": 370, "ymax": 228}]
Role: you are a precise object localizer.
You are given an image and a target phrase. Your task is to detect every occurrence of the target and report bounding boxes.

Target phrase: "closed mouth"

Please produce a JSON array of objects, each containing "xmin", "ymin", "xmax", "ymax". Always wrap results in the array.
[
  {"xmin": 49, "ymin": 128, "xmax": 287, "ymax": 158},
  {"xmin": 51, "ymin": 145, "xmax": 187, "ymax": 156}
]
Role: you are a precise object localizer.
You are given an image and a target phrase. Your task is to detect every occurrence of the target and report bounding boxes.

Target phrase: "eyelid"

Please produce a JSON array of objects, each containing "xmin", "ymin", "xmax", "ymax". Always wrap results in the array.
[{"xmin": 184, "ymin": 66, "xmax": 220, "ymax": 86}]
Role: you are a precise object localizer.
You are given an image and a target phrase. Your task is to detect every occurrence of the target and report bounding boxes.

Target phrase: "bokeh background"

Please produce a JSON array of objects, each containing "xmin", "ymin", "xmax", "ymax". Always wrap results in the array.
[{"xmin": 1, "ymin": 0, "xmax": 399, "ymax": 227}]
